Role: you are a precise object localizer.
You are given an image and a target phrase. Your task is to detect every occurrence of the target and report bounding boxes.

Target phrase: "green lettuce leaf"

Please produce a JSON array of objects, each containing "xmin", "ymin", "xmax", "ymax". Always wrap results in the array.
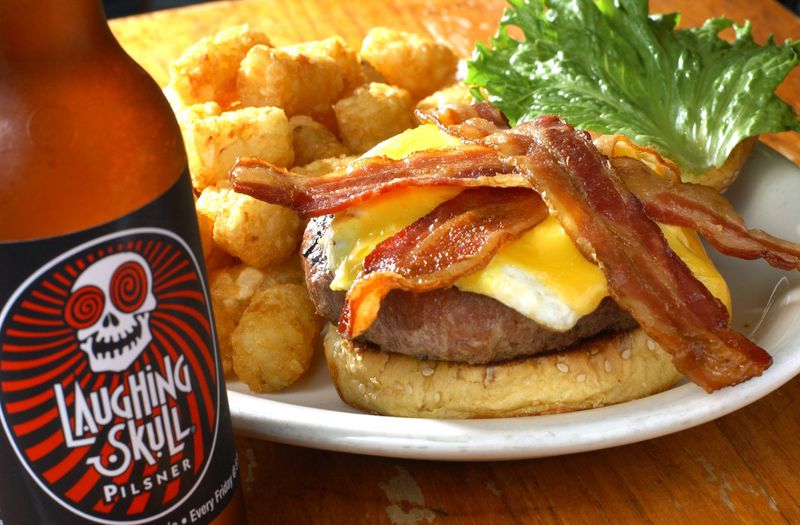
[{"xmin": 466, "ymin": 0, "xmax": 800, "ymax": 176}]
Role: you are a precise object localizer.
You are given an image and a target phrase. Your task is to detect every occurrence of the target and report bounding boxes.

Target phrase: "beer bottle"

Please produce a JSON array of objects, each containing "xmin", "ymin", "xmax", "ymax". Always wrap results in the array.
[{"xmin": 0, "ymin": 1, "xmax": 246, "ymax": 523}]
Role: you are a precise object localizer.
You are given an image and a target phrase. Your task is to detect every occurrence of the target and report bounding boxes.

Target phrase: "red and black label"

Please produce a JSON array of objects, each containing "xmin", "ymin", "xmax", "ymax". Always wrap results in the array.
[{"xmin": 0, "ymin": 174, "xmax": 238, "ymax": 525}]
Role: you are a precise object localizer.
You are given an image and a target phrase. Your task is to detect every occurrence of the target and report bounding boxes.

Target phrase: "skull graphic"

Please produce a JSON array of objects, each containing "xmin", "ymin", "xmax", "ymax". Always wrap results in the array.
[{"xmin": 65, "ymin": 252, "xmax": 156, "ymax": 372}]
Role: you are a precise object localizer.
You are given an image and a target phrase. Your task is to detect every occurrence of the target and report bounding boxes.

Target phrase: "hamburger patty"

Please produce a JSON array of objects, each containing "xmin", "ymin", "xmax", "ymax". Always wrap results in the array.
[{"xmin": 302, "ymin": 215, "xmax": 638, "ymax": 364}]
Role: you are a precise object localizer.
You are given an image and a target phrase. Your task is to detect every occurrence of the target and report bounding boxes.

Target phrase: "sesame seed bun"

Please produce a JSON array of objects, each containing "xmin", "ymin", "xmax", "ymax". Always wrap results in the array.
[{"xmin": 323, "ymin": 324, "xmax": 683, "ymax": 418}]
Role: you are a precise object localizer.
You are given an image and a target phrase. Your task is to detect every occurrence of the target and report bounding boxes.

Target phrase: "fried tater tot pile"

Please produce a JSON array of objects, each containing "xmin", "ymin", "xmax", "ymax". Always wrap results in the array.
[{"xmin": 166, "ymin": 24, "xmax": 466, "ymax": 392}]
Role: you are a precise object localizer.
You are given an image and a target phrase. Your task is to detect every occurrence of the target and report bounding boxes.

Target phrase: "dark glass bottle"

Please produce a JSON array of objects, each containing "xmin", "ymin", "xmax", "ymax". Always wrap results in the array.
[{"xmin": 0, "ymin": 1, "xmax": 245, "ymax": 523}]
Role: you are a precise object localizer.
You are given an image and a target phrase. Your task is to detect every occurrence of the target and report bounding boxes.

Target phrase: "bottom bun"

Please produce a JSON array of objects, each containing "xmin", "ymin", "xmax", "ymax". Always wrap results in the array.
[{"xmin": 323, "ymin": 324, "xmax": 683, "ymax": 418}]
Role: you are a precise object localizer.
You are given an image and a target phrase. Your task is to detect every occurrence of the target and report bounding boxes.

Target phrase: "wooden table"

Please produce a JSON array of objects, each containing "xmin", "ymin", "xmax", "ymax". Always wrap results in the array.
[{"xmin": 112, "ymin": 1, "xmax": 800, "ymax": 523}]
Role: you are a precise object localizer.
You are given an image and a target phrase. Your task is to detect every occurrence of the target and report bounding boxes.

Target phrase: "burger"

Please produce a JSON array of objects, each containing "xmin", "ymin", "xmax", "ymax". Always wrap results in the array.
[
  {"xmin": 230, "ymin": 0, "xmax": 800, "ymax": 418},
  {"xmin": 299, "ymin": 122, "xmax": 743, "ymax": 418},
  {"xmin": 229, "ymin": 107, "xmax": 799, "ymax": 418}
]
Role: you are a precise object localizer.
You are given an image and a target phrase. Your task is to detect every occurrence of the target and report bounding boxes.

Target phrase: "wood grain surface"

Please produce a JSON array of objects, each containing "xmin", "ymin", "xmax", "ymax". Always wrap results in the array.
[{"xmin": 110, "ymin": 1, "xmax": 800, "ymax": 523}]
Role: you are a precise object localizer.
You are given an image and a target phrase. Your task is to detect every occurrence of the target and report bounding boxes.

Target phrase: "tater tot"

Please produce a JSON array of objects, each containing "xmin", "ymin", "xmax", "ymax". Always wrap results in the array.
[
  {"xmin": 334, "ymin": 82, "xmax": 415, "ymax": 153},
  {"xmin": 175, "ymin": 102, "xmax": 223, "ymax": 157},
  {"xmin": 196, "ymin": 204, "xmax": 214, "ymax": 260},
  {"xmin": 232, "ymin": 284, "xmax": 323, "ymax": 392},
  {"xmin": 213, "ymin": 189, "xmax": 302, "ymax": 269},
  {"xmin": 208, "ymin": 258, "xmax": 306, "ymax": 374},
  {"xmin": 360, "ymin": 60, "xmax": 386, "ymax": 84},
  {"xmin": 260, "ymin": 255, "xmax": 306, "ymax": 287},
  {"xmin": 184, "ymin": 106, "xmax": 293, "ymax": 191},
  {"xmin": 289, "ymin": 37, "xmax": 363, "ymax": 94},
  {"xmin": 416, "ymin": 82, "xmax": 474, "ymax": 112},
  {"xmin": 168, "ymin": 25, "xmax": 272, "ymax": 107},
  {"xmin": 211, "ymin": 266, "xmax": 268, "ymax": 314},
  {"xmin": 291, "ymin": 154, "xmax": 357, "ymax": 177},
  {"xmin": 205, "ymin": 246, "xmax": 236, "ymax": 272},
  {"xmin": 177, "ymin": 101, "xmax": 222, "ymax": 122},
  {"xmin": 237, "ymin": 36, "xmax": 363, "ymax": 117},
  {"xmin": 289, "ymin": 115, "xmax": 348, "ymax": 166},
  {"xmin": 196, "ymin": 184, "xmax": 237, "ymax": 270},
  {"xmin": 196, "ymin": 183, "xmax": 302, "ymax": 269},
  {"xmin": 209, "ymin": 265, "xmax": 268, "ymax": 374},
  {"xmin": 360, "ymin": 28, "xmax": 458, "ymax": 100},
  {"xmin": 195, "ymin": 183, "xmax": 229, "ymax": 224}
]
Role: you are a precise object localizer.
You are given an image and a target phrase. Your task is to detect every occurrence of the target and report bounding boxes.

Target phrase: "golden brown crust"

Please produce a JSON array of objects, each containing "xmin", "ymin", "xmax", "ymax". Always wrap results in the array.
[{"xmin": 323, "ymin": 324, "xmax": 683, "ymax": 419}]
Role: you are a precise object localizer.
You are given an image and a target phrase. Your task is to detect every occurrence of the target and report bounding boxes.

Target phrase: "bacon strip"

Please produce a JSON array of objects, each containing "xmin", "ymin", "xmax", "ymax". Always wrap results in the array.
[
  {"xmin": 615, "ymin": 157, "xmax": 800, "ymax": 271},
  {"xmin": 593, "ymin": 134, "xmax": 682, "ymax": 181},
  {"xmin": 419, "ymin": 107, "xmax": 800, "ymax": 273},
  {"xmin": 231, "ymin": 146, "xmax": 526, "ymax": 219},
  {"xmin": 495, "ymin": 117, "xmax": 771, "ymax": 392},
  {"xmin": 339, "ymin": 188, "xmax": 548, "ymax": 338},
  {"xmin": 416, "ymin": 101, "xmax": 508, "ymax": 141}
]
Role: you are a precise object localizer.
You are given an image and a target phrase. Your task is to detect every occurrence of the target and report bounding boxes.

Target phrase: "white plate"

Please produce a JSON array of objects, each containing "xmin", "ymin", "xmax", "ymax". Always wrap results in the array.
[{"xmin": 227, "ymin": 144, "xmax": 800, "ymax": 460}]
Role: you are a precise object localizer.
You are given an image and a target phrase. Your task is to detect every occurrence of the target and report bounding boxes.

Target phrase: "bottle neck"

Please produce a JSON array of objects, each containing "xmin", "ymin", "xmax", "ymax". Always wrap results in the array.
[{"xmin": 0, "ymin": 0, "xmax": 109, "ymax": 61}]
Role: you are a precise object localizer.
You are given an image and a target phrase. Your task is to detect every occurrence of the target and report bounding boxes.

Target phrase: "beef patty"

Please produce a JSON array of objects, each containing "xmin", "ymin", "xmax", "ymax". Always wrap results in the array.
[{"xmin": 302, "ymin": 215, "xmax": 638, "ymax": 364}]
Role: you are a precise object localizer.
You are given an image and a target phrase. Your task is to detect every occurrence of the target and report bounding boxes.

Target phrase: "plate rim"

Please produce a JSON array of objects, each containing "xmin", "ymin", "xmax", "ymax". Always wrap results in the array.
[
  {"xmin": 226, "ymin": 144, "xmax": 800, "ymax": 461},
  {"xmin": 227, "ymin": 347, "xmax": 800, "ymax": 461}
]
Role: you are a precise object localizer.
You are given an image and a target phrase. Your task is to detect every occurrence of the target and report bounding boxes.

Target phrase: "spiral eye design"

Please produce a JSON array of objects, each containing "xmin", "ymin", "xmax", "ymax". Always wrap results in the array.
[
  {"xmin": 110, "ymin": 261, "xmax": 148, "ymax": 313},
  {"xmin": 64, "ymin": 286, "xmax": 105, "ymax": 330}
]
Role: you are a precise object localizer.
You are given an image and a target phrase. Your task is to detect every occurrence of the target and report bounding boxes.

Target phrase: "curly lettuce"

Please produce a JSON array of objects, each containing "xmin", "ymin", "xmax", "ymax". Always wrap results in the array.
[{"xmin": 466, "ymin": 0, "xmax": 800, "ymax": 176}]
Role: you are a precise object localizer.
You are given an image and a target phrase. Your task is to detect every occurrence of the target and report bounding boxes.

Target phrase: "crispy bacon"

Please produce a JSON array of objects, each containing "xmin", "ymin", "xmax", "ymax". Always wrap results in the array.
[
  {"xmin": 339, "ymin": 188, "xmax": 549, "ymax": 338},
  {"xmin": 615, "ymin": 157, "xmax": 800, "ymax": 271},
  {"xmin": 231, "ymin": 147, "xmax": 526, "ymax": 219},
  {"xmin": 492, "ymin": 116, "xmax": 771, "ymax": 391},
  {"xmin": 593, "ymin": 134, "xmax": 682, "ymax": 181},
  {"xmin": 416, "ymin": 101, "xmax": 508, "ymax": 141},
  {"xmin": 419, "ymin": 106, "xmax": 800, "ymax": 272}
]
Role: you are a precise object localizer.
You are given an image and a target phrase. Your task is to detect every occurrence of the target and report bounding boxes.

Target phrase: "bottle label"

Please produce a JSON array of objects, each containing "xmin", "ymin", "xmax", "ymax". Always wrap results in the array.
[{"xmin": 0, "ymin": 173, "xmax": 236, "ymax": 524}]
